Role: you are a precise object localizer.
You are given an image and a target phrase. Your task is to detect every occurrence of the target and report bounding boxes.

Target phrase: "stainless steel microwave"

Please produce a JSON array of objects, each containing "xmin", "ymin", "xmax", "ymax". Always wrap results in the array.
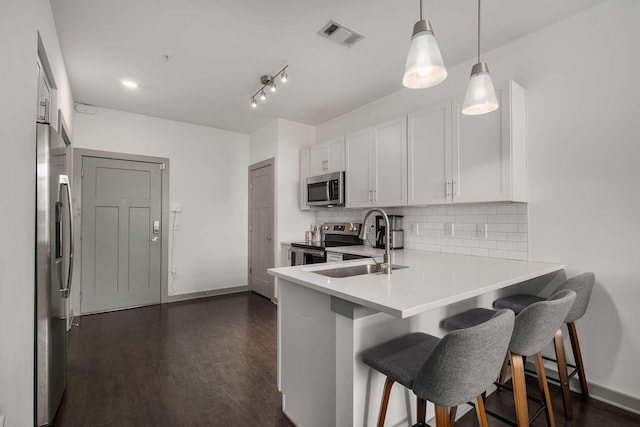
[{"xmin": 306, "ymin": 171, "xmax": 345, "ymax": 207}]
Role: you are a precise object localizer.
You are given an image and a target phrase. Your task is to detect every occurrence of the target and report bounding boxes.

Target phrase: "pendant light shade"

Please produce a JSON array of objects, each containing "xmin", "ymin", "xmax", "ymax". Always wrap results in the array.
[
  {"xmin": 462, "ymin": 0, "xmax": 499, "ymax": 115},
  {"xmin": 402, "ymin": 2, "xmax": 447, "ymax": 89},
  {"xmin": 462, "ymin": 63, "xmax": 499, "ymax": 115}
]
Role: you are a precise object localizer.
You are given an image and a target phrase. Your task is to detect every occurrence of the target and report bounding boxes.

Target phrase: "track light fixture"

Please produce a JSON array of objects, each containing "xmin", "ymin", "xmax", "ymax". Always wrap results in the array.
[{"xmin": 249, "ymin": 65, "xmax": 288, "ymax": 108}]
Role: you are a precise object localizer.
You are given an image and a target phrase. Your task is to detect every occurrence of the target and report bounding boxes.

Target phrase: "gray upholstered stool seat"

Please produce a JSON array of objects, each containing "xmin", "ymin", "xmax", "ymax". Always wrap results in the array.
[
  {"xmin": 493, "ymin": 272, "xmax": 595, "ymax": 419},
  {"xmin": 362, "ymin": 332, "xmax": 440, "ymax": 389},
  {"xmin": 442, "ymin": 290, "xmax": 577, "ymax": 427},
  {"xmin": 362, "ymin": 310, "xmax": 515, "ymax": 427},
  {"xmin": 442, "ymin": 308, "xmax": 495, "ymax": 331}
]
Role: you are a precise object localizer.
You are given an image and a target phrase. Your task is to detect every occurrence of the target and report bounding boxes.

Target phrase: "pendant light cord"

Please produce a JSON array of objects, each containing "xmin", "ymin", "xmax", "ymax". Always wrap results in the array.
[
  {"xmin": 477, "ymin": 0, "xmax": 481, "ymax": 64},
  {"xmin": 419, "ymin": 0, "xmax": 423, "ymax": 21}
]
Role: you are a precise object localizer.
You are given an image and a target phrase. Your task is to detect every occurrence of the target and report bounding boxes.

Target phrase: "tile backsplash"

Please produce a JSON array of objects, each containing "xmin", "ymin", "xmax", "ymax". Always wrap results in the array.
[{"xmin": 315, "ymin": 203, "xmax": 528, "ymax": 261}]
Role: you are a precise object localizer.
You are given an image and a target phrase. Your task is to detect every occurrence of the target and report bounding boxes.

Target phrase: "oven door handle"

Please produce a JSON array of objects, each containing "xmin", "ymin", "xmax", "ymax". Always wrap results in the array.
[{"xmin": 302, "ymin": 248, "xmax": 326, "ymax": 258}]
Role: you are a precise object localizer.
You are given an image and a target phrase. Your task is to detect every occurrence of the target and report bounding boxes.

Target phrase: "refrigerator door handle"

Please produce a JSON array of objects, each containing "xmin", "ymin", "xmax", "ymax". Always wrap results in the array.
[{"xmin": 58, "ymin": 175, "xmax": 74, "ymax": 299}]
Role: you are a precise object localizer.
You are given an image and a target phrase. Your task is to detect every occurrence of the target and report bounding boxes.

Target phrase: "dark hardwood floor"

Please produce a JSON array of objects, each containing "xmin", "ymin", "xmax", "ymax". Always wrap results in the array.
[
  {"xmin": 54, "ymin": 292, "xmax": 294, "ymax": 427},
  {"xmin": 54, "ymin": 291, "xmax": 640, "ymax": 427},
  {"xmin": 454, "ymin": 376, "xmax": 640, "ymax": 427}
]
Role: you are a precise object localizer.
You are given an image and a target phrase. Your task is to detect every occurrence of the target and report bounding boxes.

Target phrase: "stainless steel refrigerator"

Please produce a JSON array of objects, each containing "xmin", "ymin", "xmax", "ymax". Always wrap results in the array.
[{"xmin": 35, "ymin": 122, "xmax": 73, "ymax": 426}]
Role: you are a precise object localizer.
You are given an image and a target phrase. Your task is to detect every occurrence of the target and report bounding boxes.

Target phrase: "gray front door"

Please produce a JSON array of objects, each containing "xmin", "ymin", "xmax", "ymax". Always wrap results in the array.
[
  {"xmin": 81, "ymin": 157, "xmax": 162, "ymax": 313},
  {"xmin": 249, "ymin": 161, "xmax": 275, "ymax": 299}
]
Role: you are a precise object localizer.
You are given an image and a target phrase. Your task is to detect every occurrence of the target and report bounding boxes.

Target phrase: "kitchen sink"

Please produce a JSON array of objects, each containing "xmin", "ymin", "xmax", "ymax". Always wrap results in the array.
[{"xmin": 312, "ymin": 263, "xmax": 408, "ymax": 278}]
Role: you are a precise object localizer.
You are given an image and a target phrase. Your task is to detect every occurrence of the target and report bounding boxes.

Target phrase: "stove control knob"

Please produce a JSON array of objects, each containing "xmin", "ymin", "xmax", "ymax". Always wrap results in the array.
[
  {"xmin": 323, "ymin": 225, "xmax": 330, "ymax": 231},
  {"xmin": 349, "ymin": 224, "xmax": 357, "ymax": 232}
]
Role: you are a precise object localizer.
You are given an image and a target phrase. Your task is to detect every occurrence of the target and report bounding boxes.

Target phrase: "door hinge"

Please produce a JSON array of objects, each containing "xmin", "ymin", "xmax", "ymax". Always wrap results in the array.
[
  {"xmin": 249, "ymin": 183, "xmax": 253, "ymax": 190},
  {"xmin": 81, "ymin": 168, "xmax": 84, "ymax": 178},
  {"xmin": 249, "ymin": 267, "xmax": 252, "ymax": 274},
  {"xmin": 160, "ymin": 163, "xmax": 166, "ymax": 170}
]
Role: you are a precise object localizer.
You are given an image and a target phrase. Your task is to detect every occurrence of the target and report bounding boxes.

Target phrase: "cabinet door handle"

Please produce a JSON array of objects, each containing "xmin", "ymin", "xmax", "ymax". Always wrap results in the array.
[
  {"xmin": 452, "ymin": 181, "xmax": 457, "ymax": 197},
  {"xmin": 372, "ymin": 189, "xmax": 376, "ymax": 202},
  {"xmin": 368, "ymin": 189, "xmax": 372, "ymax": 202},
  {"xmin": 445, "ymin": 181, "xmax": 451, "ymax": 198}
]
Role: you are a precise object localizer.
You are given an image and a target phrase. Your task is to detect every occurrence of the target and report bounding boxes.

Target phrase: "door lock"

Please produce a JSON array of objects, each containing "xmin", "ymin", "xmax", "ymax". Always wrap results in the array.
[{"xmin": 153, "ymin": 220, "xmax": 160, "ymax": 234}]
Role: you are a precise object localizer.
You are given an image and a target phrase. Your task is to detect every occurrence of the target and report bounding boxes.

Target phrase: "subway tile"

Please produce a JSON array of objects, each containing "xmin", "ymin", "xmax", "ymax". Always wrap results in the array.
[
  {"xmin": 517, "ymin": 242, "xmax": 529, "ymax": 251},
  {"xmin": 463, "ymin": 239, "xmax": 480, "ymax": 248},
  {"xmin": 425, "ymin": 244, "xmax": 441, "ymax": 252},
  {"xmin": 497, "ymin": 205, "xmax": 518, "ymax": 214},
  {"xmin": 441, "ymin": 246, "xmax": 457, "ymax": 254},
  {"xmin": 507, "ymin": 215, "xmax": 528, "ymax": 224},
  {"xmin": 497, "ymin": 241, "xmax": 518, "ymax": 251},
  {"xmin": 455, "ymin": 247, "xmax": 473, "ymax": 255},
  {"xmin": 516, "ymin": 204, "xmax": 528, "ymax": 214},
  {"xmin": 488, "ymin": 249, "xmax": 509, "ymax": 259},
  {"xmin": 487, "ymin": 232, "xmax": 508, "ymax": 241},
  {"xmin": 517, "ymin": 223, "xmax": 528, "ymax": 233},
  {"xmin": 507, "ymin": 232, "xmax": 528, "ymax": 242},
  {"xmin": 497, "ymin": 223, "xmax": 518, "ymax": 233},
  {"xmin": 488, "ymin": 215, "xmax": 507, "ymax": 224},
  {"xmin": 471, "ymin": 248, "xmax": 490, "ymax": 257},
  {"xmin": 479, "ymin": 240, "xmax": 498, "ymax": 249}
]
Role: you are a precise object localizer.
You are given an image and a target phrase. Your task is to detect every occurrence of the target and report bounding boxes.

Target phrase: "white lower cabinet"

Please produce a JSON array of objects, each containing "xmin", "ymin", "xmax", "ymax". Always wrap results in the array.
[{"xmin": 346, "ymin": 116, "xmax": 407, "ymax": 208}]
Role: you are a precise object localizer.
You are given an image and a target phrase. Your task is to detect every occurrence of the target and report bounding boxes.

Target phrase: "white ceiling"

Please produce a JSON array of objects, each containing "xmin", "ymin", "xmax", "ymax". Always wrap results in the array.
[{"xmin": 51, "ymin": 0, "xmax": 602, "ymax": 134}]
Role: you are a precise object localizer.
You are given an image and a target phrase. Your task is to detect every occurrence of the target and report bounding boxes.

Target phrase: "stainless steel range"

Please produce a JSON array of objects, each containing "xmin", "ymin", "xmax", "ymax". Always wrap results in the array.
[{"xmin": 290, "ymin": 223, "xmax": 363, "ymax": 265}]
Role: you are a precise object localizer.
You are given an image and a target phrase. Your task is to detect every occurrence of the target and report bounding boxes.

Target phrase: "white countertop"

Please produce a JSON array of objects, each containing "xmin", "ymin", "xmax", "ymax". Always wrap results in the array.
[{"xmin": 268, "ymin": 250, "xmax": 563, "ymax": 318}]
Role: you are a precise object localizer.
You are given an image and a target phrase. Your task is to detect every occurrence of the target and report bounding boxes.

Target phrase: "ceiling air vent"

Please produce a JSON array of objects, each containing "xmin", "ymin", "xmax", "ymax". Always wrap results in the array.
[{"xmin": 318, "ymin": 20, "xmax": 364, "ymax": 48}]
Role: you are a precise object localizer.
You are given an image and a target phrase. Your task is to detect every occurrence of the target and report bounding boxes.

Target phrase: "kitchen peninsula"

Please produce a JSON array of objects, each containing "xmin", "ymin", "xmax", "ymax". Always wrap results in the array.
[{"xmin": 268, "ymin": 250, "xmax": 563, "ymax": 427}]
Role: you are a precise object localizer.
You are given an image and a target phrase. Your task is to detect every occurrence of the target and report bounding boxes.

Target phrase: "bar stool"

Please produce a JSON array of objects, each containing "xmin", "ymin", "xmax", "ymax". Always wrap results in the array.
[
  {"xmin": 442, "ymin": 290, "xmax": 576, "ymax": 427},
  {"xmin": 361, "ymin": 309, "xmax": 515, "ymax": 427},
  {"xmin": 493, "ymin": 272, "xmax": 595, "ymax": 419}
]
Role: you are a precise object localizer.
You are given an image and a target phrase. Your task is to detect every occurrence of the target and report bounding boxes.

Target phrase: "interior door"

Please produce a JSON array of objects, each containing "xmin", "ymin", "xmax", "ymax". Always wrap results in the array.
[
  {"xmin": 81, "ymin": 157, "xmax": 163, "ymax": 313},
  {"xmin": 249, "ymin": 162, "xmax": 275, "ymax": 299}
]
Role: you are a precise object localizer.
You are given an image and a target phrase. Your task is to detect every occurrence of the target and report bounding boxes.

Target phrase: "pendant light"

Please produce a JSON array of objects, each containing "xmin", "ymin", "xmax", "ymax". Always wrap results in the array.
[
  {"xmin": 402, "ymin": 0, "xmax": 447, "ymax": 89},
  {"xmin": 462, "ymin": 0, "xmax": 499, "ymax": 115}
]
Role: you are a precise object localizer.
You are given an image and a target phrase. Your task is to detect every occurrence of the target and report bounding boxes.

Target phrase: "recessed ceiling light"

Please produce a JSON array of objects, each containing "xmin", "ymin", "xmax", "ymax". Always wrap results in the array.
[{"xmin": 121, "ymin": 80, "xmax": 138, "ymax": 89}]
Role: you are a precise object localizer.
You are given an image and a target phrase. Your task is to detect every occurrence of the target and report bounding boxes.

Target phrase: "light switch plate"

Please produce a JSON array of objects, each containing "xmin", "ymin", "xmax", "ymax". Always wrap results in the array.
[
  {"xmin": 444, "ymin": 223, "xmax": 455, "ymax": 237},
  {"xmin": 170, "ymin": 202, "xmax": 182, "ymax": 212},
  {"xmin": 477, "ymin": 223, "xmax": 488, "ymax": 239}
]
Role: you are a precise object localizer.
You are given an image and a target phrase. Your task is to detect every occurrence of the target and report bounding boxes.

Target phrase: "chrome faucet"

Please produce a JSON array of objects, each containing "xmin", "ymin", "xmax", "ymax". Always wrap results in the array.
[{"xmin": 359, "ymin": 208, "xmax": 392, "ymax": 274}]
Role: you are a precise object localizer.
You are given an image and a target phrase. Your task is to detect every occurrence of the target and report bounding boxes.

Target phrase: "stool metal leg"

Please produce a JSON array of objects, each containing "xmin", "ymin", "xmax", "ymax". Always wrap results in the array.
[
  {"xmin": 377, "ymin": 377, "xmax": 395, "ymax": 427},
  {"xmin": 510, "ymin": 353, "xmax": 529, "ymax": 427},
  {"xmin": 568, "ymin": 322, "xmax": 589, "ymax": 397},
  {"xmin": 535, "ymin": 352, "xmax": 557, "ymax": 427},
  {"xmin": 476, "ymin": 396, "xmax": 489, "ymax": 427},
  {"xmin": 553, "ymin": 329, "xmax": 573, "ymax": 419},
  {"xmin": 417, "ymin": 397, "xmax": 427, "ymax": 424},
  {"xmin": 449, "ymin": 406, "xmax": 457, "ymax": 425}
]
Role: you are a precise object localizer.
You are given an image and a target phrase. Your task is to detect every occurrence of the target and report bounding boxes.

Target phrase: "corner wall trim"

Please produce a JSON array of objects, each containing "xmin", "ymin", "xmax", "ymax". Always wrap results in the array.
[{"xmin": 164, "ymin": 286, "xmax": 249, "ymax": 303}]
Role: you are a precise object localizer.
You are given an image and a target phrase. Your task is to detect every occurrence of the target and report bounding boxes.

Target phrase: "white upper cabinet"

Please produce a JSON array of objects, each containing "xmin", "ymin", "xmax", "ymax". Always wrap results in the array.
[
  {"xmin": 345, "ymin": 128, "xmax": 373, "ymax": 208},
  {"xmin": 408, "ymin": 101, "xmax": 452, "ymax": 205},
  {"xmin": 372, "ymin": 116, "xmax": 408, "ymax": 207},
  {"xmin": 309, "ymin": 137, "xmax": 345, "ymax": 176},
  {"xmin": 451, "ymin": 79, "xmax": 527, "ymax": 203},
  {"xmin": 346, "ymin": 116, "xmax": 407, "ymax": 208}
]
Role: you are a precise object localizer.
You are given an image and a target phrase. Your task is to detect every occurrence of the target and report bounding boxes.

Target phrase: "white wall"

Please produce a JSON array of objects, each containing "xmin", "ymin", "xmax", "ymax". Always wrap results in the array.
[
  {"xmin": 0, "ymin": 0, "xmax": 74, "ymax": 425},
  {"xmin": 316, "ymin": 0, "xmax": 640, "ymax": 405},
  {"xmin": 73, "ymin": 107, "xmax": 250, "ymax": 299},
  {"xmin": 276, "ymin": 119, "xmax": 316, "ymax": 253},
  {"xmin": 250, "ymin": 119, "xmax": 316, "ymax": 268}
]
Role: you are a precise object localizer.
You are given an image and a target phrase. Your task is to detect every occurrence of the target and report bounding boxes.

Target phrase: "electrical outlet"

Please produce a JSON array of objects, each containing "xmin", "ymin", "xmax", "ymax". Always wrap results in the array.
[
  {"xmin": 477, "ymin": 223, "xmax": 488, "ymax": 239},
  {"xmin": 444, "ymin": 223, "xmax": 455, "ymax": 237},
  {"xmin": 171, "ymin": 266, "xmax": 177, "ymax": 274},
  {"xmin": 412, "ymin": 223, "xmax": 420, "ymax": 235},
  {"xmin": 171, "ymin": 220, "xmax": 180, "ymax": 231}
]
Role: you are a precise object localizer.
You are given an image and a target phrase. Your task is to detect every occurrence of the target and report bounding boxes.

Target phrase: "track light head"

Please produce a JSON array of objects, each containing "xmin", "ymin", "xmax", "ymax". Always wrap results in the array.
[
  {"xmin": 251, "ymin": 98, "xmax": 257, "ymax": 108},
  {"xmin": 260, "ymin": 90, "xmax": 266, "ymax": 101}
]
